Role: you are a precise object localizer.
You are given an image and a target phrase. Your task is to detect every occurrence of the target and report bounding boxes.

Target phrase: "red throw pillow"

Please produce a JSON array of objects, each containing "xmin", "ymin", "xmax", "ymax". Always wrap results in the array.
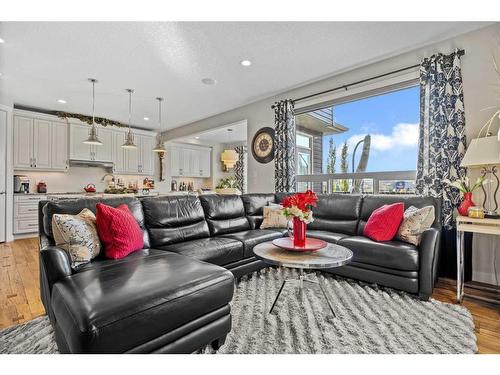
[
  {"xmin": 96, "ymin": 203, "xmax": 144, "ymax": 259},
  {"xmin": 363, "ymin": 203, "xmax": 404, "ymax": 242}
]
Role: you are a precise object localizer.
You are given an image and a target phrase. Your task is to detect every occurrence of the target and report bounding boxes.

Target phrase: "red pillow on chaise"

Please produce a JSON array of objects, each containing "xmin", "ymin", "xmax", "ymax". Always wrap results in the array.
[
  {"xmin": 96, "ymin": 203, "xmax": 144, "ymax": 259},
  {"xmin": 363, "ymin": 202, "xmax": 404, "ymax": 242}
]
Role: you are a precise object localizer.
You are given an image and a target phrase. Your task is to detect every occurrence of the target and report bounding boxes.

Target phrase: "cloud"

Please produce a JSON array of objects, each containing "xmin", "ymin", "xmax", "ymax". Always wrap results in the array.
[{"xmin": 336, "ymin": 123, "xmax": 419, "ymax": 157}]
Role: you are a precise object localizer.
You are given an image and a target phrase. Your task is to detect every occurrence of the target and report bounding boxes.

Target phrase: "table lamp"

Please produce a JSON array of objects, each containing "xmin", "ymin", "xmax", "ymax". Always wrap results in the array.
[{"xmin": 461, "ymin": 134, "xmax": 500, "ymax": 218}]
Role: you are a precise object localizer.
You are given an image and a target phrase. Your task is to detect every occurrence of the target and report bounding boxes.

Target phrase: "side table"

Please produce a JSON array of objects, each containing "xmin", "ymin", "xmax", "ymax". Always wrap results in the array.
[{"xmin": 456, "ymin": 215, "xmax": 500, "ymax": 304}]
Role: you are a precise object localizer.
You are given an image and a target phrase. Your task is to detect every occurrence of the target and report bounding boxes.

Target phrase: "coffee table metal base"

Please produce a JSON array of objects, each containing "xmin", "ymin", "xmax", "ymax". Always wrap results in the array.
[{"xmin": 269, "ymin": 268, "xmax": 336, "ymax": 317}]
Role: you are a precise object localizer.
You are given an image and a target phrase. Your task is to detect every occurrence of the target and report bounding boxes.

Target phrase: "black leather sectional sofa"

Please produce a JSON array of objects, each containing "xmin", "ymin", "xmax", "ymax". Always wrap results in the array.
[{"xmin": 38, "ymin": 193, "xmax": 441, "ymax": 354}]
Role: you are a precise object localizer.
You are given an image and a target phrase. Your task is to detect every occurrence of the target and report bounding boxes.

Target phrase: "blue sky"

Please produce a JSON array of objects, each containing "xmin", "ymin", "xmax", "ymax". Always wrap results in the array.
[{"xmin": 322, "ymin": 85, "xmax": 420, "ymax": 172}]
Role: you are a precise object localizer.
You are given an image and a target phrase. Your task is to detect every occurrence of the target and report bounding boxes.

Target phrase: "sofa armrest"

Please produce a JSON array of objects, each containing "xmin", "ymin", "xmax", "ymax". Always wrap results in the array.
[
  {"xmin": 418, "ymin": 227, "xmax": 441, "ymax": 300},
  {"xmin": 40, "ymin": 246, "xmax": 72, "ymax": 288}
]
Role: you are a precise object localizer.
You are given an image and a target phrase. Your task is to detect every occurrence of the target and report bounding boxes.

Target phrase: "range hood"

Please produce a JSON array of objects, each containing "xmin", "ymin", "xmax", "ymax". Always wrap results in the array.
[{"xmin": 69, "ymin": 159, "xmax": 114, "ymax": 170}]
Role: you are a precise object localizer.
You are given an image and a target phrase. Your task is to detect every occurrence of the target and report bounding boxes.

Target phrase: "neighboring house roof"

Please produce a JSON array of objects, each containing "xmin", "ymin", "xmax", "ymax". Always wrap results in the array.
[{"xmin": 295, "ymin": 106, "xmax": 349, "ymax": 135}]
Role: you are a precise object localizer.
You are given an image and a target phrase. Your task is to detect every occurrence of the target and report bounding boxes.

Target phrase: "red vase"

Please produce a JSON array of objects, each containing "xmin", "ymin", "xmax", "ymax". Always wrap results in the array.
[
  {"xmin": 291, "ymin": 217, "xmax": 307, "ymax": 247},
  {"xmin": 458, "ymin": 192, "xmax": 475, "ymax": 216}
]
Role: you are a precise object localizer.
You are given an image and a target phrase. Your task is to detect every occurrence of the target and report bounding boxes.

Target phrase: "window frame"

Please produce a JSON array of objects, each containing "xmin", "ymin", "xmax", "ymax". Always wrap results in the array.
[{"xmin": 296, "ymin": 131, "xmax": 313, "ymax": 176}]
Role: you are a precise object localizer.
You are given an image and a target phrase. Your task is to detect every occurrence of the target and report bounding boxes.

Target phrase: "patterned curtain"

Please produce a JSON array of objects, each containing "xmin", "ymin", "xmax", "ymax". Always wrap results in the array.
[
  {"xmin": 274, "ymin": 99, "xmax": 296, "ymax": 193},
  {"xmin": 416, "ymin": 50, "xmax": 467, "ymax": 228},
  {"xmin": 234, "ymin": 146, "xmax": 247, "ymax": 193}
]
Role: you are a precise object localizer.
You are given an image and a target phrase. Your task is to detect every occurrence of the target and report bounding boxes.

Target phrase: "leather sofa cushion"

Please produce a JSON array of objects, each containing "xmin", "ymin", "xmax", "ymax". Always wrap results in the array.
[
  {"xmin": 75, "ymin": 248, "xmax": 169, "ymax": 273},
  {"xmin": 142, "ymin": 196, "xmax": 210, "ymax": 247},
  {"xmin": 307, "ymin": 194, "xmax": 362, "ymax": 235},
  {"xmin": 241, "ymin": 194, "xmax": 277, "ymax": 229},
  {"xmin": 241, "ymin": 193, "xmax": 277, "ymax": 216},
  {"xmin": 338, "ymin": 236, "xmax": 419, "ymax": 271},
  {"xmin": 199, "ymin": 195, "xmax": 250, "ymax": 235},
  {"xmin": 275, "ymin": 193, "xmax": 292, "ymax": 204},
  {"xmin": 306, "ymin": 230, "xmax": 348, "ymax": 244},
  {"xmin": 51, "ymin": 251, "xmax": 234, "ymax": 353},
  {"xmin": 357, "ymin": 195, "xmax": 441, "ymax": 235},
  {"xmin": 42, "ymin": 197, "xmax": 150, "ymax": 248},
  {"xmin": 159, "ymin": 237, "xmax": 244, "ymax": 266},
  {"xmin": 220, "ymin": 229, "xmax": 283, "ymax": 258}
]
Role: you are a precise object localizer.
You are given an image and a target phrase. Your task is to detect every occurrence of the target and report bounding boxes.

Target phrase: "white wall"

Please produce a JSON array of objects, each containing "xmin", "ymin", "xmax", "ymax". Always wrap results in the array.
[{"xmin": 164, "ymin": 23, "xmax": 500, "ymax": 284}]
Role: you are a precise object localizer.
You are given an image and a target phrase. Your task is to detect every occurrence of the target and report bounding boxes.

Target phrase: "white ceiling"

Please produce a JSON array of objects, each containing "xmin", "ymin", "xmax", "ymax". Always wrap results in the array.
[
  {"xmin": 0, "ymin": 22, "xmax": 490, "ymax": 131},
  {"xmin": 179, "ymin": 120, "xmax": 247, "ymax": 145}
]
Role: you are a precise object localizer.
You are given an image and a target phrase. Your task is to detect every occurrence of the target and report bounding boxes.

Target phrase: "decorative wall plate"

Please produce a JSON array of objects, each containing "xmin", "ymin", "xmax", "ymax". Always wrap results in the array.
[{"xmin": 252, "ymin": 127, "xmax": 275, "ymax": 164}]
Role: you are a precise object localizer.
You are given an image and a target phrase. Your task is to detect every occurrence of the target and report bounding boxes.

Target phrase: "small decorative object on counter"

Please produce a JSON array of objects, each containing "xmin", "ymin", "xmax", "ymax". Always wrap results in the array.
[
  {"xmin": 83, "ymin": 184, "xmax": 96, "ymax": 193},
  {"xmin": 171, "ymin": 179, "xmax": 177, "ymax": 191},
  {"xmin": 443, "ymin": 176, "xmax": 487, "ymax": 216},
  {"xmin": 143, "ymin": 178, "xmax": 155, "ymax": 189},
  {"xmin": 281, "ymin": 190, "xmax": 318, "ymax": 247},
  {"xmin": 37, "ymin": 181, "xmax": 47, "ymax": 193},
  {"xmin": 468, "ymin": 206, "xmax": 485, "ymax": 219}
]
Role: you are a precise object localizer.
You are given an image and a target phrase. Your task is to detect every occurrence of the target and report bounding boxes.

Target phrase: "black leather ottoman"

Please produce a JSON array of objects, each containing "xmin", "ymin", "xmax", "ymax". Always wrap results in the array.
[{"xmin": 50, "ymin": 251, "xmax": 234, "ymax": 353}]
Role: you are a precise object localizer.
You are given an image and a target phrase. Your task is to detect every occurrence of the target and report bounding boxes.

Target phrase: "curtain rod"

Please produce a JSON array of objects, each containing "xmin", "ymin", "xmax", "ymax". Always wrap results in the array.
[{"xmin": 271, "ymin": 48, "xmax": 465, "ymax": 109}]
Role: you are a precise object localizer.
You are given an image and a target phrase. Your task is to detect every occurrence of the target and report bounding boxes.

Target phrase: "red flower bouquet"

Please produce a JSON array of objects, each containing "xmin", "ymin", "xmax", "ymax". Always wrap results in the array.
[{"xmin": 282, "ymin": 190, "xmax": 318, "ymax": 247}]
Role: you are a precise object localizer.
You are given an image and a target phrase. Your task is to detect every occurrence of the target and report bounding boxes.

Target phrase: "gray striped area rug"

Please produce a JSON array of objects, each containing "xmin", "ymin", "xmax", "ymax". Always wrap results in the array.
[{"xmin": 1, "ymin": 267, "xmax": 477, "ymax": 354}]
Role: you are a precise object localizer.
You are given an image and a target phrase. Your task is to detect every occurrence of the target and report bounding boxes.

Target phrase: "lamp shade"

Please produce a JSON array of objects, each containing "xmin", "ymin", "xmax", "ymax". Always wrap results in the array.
[
  {"xmin": 460, "ymin": 136, "xmax": 500, "ymax": 167},
  {"xmin": 221, "ymin": 149, "xmax": 238, "ymax": 168}
]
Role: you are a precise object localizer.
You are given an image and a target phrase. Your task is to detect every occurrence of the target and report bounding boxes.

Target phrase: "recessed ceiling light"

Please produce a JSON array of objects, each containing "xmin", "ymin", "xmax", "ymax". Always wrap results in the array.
[
  {"xmin": 240, "ymin": 60, "xmax": 252, "ymax": 67},
  {"xmin": 0, "ymin": 38, "xmax": 4, "ymax": 44},
  {"xmin": 195, "ymin": 136, "xmax": 200, "ymax": 139},
  {"xmin": 144, "ymin": 117, "xmax": 149, "ymax": 121},
  {"xmin": 201, "ymin": 78, "xmax": 217, "ymax": 86},
  {"xmin": 57, "ymin": 99, "xmax": 67, "ymax": 104}
]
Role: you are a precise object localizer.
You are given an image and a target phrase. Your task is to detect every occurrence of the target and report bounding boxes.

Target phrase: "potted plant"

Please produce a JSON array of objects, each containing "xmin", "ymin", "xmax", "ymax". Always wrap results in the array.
[
  {"xmin": 443, "ymin": 176, "xmax": 488, "ymax": 216},
  {"xmin": 282, "ymin": 190, "xmax": 318, "ymax": 247},
  {"xmin": 215, "ymin": 177, "xmax": 241, "ymax": 195}
]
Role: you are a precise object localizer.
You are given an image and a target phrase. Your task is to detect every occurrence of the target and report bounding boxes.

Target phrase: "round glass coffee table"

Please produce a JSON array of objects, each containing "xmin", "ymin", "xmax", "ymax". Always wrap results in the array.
[{"xmin": 253, "ymin": 241, "xmax": 353, "ymax": 317}]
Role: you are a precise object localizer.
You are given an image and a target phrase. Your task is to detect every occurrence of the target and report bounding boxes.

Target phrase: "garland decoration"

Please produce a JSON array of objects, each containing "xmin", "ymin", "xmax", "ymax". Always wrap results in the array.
[{"xmin": 56, "ymin": 111, "xmax": 127, "ymax": 128}]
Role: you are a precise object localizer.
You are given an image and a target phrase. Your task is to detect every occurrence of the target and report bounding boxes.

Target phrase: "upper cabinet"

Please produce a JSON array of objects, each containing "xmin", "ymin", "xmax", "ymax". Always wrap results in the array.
[
  {"xmin": 51, "ymin": 121, "xmax": 69, "ymax": 170},
  {"xmin": 69, "ymin": 124, "xmax": 113, "ymax": 162},
  {"xmin": 169, "ymin": 144, "xmax": 212, "ymax": 178},
  {"xmin": 13, "ymin": 115, "xmax": 68, "ymax": 171},
  {"xmin": 13, "ymin": 111, "xmax": 156, "ymax": 176}
]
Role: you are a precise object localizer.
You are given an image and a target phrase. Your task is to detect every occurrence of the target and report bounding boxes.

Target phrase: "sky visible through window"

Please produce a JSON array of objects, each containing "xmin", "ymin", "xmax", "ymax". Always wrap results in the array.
[{"xmin": 322, "ymin": 85, "xmax": 419, "ymax": 173}]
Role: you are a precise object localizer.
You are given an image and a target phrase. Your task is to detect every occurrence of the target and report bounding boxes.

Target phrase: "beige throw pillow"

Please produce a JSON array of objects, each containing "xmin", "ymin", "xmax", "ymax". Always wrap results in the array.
[
  {"xmin": 52, "ymin": 208, "xmax": 101, "ymax": 268},
  {"xmin": 397, "ymin": 205, "xmax": 435, "ymax": 246},
  {"xmin": 260, "ymin": 205, "xmax": 288, "ymax": 229}
]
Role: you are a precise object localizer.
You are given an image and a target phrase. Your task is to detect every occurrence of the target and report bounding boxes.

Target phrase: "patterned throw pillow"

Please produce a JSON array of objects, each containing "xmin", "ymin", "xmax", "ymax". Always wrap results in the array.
[
  {"xmin": 52, "ymin": 208, "xmax": 101, "ymax": 268},
  {"xmin": 397, "ymin": 205, "xmax": 435, "ymax": 246},
  {"xmin": 260, "ymin": 205, "xmax": 288, "ymax": 229}
]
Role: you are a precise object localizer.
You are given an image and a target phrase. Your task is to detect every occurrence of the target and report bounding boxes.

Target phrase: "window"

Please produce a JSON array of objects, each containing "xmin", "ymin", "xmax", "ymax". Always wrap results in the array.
[
  {"xmin": 294, "ymin": 85, "xmax": 419, "ymax": 194},
  {"xmin": 296, "ymin": 132, "xmax": 312, "ymax": 191}
]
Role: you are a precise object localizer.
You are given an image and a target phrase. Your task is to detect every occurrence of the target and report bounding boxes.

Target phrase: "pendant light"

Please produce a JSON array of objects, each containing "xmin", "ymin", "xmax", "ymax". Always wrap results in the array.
[
  {"xmin": 83, "ymin": 78, "xmax": 103, "ymax": 146},
  {"xmin": 221, "ymin": 128, "xmax": 238, "ymax": 169},
  {"xmin": 152, "ymin": 97, "xmax": 166, "ymax": 153},
  {"xmin": 122, "ymin": 88, "xmax": 137, "ymax": 149}
]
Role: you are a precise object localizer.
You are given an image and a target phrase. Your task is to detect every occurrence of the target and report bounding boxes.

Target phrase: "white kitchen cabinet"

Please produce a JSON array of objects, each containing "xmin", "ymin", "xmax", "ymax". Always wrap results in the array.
[
  {"xmin": 170, "ymin": 146, "xmax": 183, "ymax": 176},
  {"xmin": 190, "ymin": 149, "xmax": 200, "ymax": 176},
  {"xmin": 33, "ymin": 119, "xmax": 52, "ymax": 169},
  {"xmin": 70, "ymin": 123, "xmax": 93, "ymax": 160},
  {"xmin": 112, "ymin": 131, "xmax": 127, "ymax": 173},
  {"xmin": 199, "ymin": 149, "xmax": 211, "ymax": 177},
  {"xmin": 51, "ymin": 121, "xmax": 69, "ymax": 170},
  {"xmin": 70, "ymin": 123, "xmax": 113, "ymax": 162},
  {"xmin": 139, "ymin": 135, "xmax": 155, "ymax": 175},
  {"xmin": 93, "ymin": 128, "xmax": 113, "ymax": 162},
  {"xmin": 13, "ymin": 115, "xmax": 68, "ymax": 171},
  {"xmin": 13, "ymin": 116, "xmax": 33, "ymax": 169},
  {"xmin": 13, "ymin": 194, "xmax": 45, "ymax": 234},
  {"xmin": 169, "ymin": 144, "xmax": 211, "ymax": 178}
]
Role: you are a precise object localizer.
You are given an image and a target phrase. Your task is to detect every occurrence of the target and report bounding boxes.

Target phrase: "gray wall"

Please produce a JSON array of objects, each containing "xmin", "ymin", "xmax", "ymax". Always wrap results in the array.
[{"xmin": 164, "ymin": 23, "xmax": 500, "ymax": 284}]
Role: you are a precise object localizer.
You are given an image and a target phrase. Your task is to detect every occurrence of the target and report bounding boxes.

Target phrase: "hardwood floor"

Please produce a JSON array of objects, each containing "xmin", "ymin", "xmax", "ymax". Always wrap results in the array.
[{"xmin": 1, "ymin": 238, "xmax": 499, "ymax": 353}]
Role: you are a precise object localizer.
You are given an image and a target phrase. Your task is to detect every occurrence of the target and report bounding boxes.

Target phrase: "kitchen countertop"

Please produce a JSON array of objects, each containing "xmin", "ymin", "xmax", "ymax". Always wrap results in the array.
[{"xmin": 14, "ymin": 191, "xmax": 160, "ymax": 198}]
